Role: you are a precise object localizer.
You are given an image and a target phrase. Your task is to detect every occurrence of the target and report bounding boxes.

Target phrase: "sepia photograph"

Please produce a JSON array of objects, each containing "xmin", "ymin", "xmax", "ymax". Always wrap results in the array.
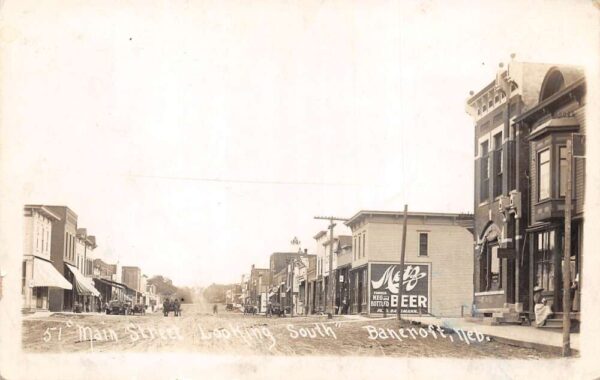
[{"xmin": 0, "ymin": 1, "xmax": 599, "ymax": 379}]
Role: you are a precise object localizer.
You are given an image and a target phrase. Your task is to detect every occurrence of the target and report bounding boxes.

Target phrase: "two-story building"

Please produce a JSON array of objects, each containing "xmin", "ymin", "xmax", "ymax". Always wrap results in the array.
[
  {"xmin": 46, "ymin": 206, "xmax": 99, "ymax": 312},
  {"xmin": 122, "ymin": 266, "xmax": 143, "ymax": 303},
  {"xmin": 466, "ymin": 60, "xmax": 585, "ymax": 325},
  {"xmin": 74, "ymin": 228, "xmax": 100, "ymax": 311},
  {"xmin": 92, "ymin": 258, "xmax": 126, "ymax": 304},
  {"xmin": 22, "ymin": 205, "xmax": 71, "ymax": 312},
  {"xmin": 334, "ymin": 236, "xmax": 353, "ymax": 314},
  {"xmin": 345, "ymin": 210, "xmax": 474, "ymax": 317},
  {"xmin": 515, "ymin": 66, "xmax": 585, "ymax": 322},
  {"xmin": 248, "ymin": 264, "xmax": 270, "ymax": 312}
]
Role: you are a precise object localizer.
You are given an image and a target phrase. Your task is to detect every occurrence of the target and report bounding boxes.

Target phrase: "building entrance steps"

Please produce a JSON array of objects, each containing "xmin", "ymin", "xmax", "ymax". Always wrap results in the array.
[
  {"xmin": 399, "ymin": 314, "xmax": 580, "ymax": 354},
  {"xmin": 471, "ymin": 303, "xmax": 524, "ymax": 324}
]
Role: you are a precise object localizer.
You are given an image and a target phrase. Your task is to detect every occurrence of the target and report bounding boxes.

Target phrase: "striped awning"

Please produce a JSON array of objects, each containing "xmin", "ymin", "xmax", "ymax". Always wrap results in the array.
[
  {"xmin": 66, "ymin": 263, "xmax": 100, "ymax": 297},
  {"xmin": 32, "ymin": 258, "xmax": 72, "ymax": 289}
]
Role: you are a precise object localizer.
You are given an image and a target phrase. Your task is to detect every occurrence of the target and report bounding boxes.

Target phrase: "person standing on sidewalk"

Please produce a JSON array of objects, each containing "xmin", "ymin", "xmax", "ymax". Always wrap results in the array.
[{"xmin": 533, "ymin": 286, "xmax": 552, "ymax": 327}]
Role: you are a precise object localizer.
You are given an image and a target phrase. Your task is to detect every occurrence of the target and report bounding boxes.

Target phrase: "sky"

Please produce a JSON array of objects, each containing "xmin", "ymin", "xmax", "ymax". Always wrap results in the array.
[{"xmin": 1, "ymin": 0, "xmax": 597, "ymax": 287}]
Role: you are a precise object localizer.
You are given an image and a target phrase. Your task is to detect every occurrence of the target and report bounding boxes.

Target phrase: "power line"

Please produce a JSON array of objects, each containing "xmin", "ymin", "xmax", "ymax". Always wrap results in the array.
[{"xmin": 127, "ymin": 174, "xmax": 369, "ymax": 187}]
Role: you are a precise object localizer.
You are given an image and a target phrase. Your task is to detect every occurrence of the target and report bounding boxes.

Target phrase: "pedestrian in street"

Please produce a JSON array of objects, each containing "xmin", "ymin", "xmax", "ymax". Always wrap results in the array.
[{"xmin": 213, "ymin": 304, "xmax": 218, "ymax": 315}]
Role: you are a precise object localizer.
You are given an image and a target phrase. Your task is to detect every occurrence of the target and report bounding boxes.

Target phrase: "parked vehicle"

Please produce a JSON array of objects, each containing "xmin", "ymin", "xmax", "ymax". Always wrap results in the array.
[
  {"xmin": 106, "ymin": 300, "xmax": 130, "ymax": 315},
  {"xmin": 131, "ymin": 303, "xmax": 146, "ymax": 315},
  {"xmin": 225, "ymin": 303, "xmax": 234, "ymax": 311}
]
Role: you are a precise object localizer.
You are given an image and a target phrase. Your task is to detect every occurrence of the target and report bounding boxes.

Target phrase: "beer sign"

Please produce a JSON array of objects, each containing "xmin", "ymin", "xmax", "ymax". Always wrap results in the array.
[{"xmin": 369, "ymin": 263, "xmax": 430, "ymax": 314}]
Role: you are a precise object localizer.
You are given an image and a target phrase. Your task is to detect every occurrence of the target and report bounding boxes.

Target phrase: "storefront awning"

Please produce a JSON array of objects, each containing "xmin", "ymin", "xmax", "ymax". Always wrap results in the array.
[
  {"xmin": 94, "ymin": 277, "xmax": 125, "ymax": 289},
  {"xmin": 33, "ymin": 258, "xmax": 72, "ymax": 289},
  {"xmin": 66, "ymin": 263, "xmax": 100, "ymax": 297}
]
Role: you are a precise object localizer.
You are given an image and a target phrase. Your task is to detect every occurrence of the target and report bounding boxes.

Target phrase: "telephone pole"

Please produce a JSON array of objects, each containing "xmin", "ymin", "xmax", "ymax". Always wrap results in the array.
[
  {"xmin": 562, "ymin": 138, "xmax": 573, "ymax": 357},
  {"xmin": 397, "ymin": 205, "xmax": 408, "ymax": 321},
  {"xmin": 315, "ymin": 216, "xmax": 348, "ymax": 315}
]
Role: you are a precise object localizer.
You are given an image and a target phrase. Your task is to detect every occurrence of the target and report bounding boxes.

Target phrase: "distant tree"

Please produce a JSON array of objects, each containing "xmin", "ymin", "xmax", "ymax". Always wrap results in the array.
[
  {"xmin": 148, "ymin": 275, "xmax": 178, "ymax": 296},
  {"xmin": 203, "ymin": 283, "xmax": 237, "ymax": 304}
]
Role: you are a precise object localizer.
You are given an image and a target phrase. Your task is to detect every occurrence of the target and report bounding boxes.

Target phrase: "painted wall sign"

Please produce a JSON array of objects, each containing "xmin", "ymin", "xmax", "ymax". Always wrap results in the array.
[{"xmin": 369, "ymin": 263, "xmax": 430, "ymax": 314}]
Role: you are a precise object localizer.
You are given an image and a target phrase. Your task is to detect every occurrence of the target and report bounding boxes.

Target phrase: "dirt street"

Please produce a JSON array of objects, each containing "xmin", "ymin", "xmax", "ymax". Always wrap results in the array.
[{"xmin": 22, "ymin": 303, "xmax": 557, "ymax": 358}]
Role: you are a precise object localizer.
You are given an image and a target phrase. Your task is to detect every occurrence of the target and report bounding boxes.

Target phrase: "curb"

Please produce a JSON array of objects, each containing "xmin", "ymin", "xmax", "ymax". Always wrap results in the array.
[{"xmin": 402, "ymin": 318, "xmax": 579, "ymax": 356}]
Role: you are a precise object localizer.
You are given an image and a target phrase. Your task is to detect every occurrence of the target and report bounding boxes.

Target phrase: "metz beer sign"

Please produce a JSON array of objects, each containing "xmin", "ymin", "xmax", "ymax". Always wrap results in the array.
[{"xmin": 369, "ymin": 263, "xmax": 430, "ymax": 314}]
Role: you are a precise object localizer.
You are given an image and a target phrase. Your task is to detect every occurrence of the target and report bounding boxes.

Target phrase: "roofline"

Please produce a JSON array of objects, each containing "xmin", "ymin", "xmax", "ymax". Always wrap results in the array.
[
  {"xmin": 466, "ymin": 79, "xmax": 496, "ymax": 104},
  {"xmin": 313, "ymin": 230, "xmax": 327, "ymax": 240},
  {"xmin": 345, "ymin": 210, "xmax": 474, "ymax": 227},
  {"xmin": 515, "ymin": 77, "xmax": 585, "ymax": 123},
  {"xmin": 44, "ymin": 205, "xmax": 79, "ymax": 219},
  {"xmin": 24, "ymin": 205, "xmax": 62, "ymax": 221}
]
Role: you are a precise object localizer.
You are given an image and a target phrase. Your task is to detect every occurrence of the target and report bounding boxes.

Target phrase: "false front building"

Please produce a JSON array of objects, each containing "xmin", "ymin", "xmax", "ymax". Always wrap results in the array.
[{"xmin": 344, "ymin": 210, "xmax": 474, "ymax": 317}]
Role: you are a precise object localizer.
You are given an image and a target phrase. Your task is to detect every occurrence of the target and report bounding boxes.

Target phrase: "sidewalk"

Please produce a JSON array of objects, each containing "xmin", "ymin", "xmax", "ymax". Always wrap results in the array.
[{"xmin": 399, "ymin": 315, "xmax": 580, "ymax": 354}]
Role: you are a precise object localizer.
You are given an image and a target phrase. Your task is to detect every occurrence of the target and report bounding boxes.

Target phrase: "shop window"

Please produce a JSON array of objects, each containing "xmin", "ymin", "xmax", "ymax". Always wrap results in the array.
[
  {"xmin": 419, "ymin": 233, "xmax": 428, "ymax": 256},
  {"xmin": 538, "ymin": 149, "xmax": 551, "ymax": 200},
  {"xmin": 480, "ymin": 141, "xmax": 490, "ymax": 202},
  {"xmin": 559, "ymin": 146, "xmax": 567, "ymax": 197},
  {"xmin": 535, "ymin": 231, "xmax": 555, "ymax": 292},
  {"xmin": 493, "ymin": 133, "xmax": 503, "ymax": 198},
  {"xmin": 361, "ymin": 269, "xmax": 367, "ymax": 305}
]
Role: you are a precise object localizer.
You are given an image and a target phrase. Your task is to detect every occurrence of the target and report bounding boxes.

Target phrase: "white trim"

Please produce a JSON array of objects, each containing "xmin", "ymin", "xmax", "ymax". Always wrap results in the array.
[
  {"xmin": 474, "ymin": 290, "xmax": 505, "ymax": 296},
  {"xmin": 490, "ymin": 125, "xmax": 504, "ymax": 148}
]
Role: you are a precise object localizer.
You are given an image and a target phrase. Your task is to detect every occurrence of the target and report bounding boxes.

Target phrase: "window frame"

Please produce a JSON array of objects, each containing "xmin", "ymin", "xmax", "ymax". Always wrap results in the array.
[
  {"xmin": 480, "ymin": 140, "xmax": 490, "ymax": 202},
  {"xmin": 418, "ymin": 232, "xmax": 429, "ymax": 257},
  {"xmin": 493, "ymin": 132, "xmax": 503, "ymax": 198},
  {"xmin": 559, "ymin": 145, "xmax": 568, "ymax": 198},
  {"xmin": 538, "ymin": 148, "xmax": 551, "ymax": 201},
  {"xmin": 362, "ymin": 232, "xmax": 366, "ymax": 258}
]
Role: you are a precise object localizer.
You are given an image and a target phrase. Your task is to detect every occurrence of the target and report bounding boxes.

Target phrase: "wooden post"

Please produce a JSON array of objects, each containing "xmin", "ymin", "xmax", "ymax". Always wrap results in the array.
[
  {"xmin": 397, "ymin": 205, "xmax": 408, "ymax": 321},
  {"xmin": 562, "ymin": 138, "xmax": 572, "ymax": 357}
]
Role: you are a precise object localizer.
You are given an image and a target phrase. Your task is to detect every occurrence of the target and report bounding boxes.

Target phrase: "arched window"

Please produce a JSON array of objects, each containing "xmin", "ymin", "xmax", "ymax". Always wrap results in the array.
[
  {"xmin": 540, "ymin": 69, "xmax": 565, "ymax": 101},
  {"xmin": 478, "ymin": 224, "xmax": 502, "ymax": 292}
]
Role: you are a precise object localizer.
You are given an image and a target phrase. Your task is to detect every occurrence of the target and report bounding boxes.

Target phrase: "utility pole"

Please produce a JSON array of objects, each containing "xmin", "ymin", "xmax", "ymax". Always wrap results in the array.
[
  {"xmin": 315, "ymin": 216, "xmax": 348, "ymax": 315},
  {"xmin": 397, "ymin": 205, "xmax": 409, "ymax": 321},
  {"xmin": 562, "ymin": 138, "xmax": 573, "ymax": 357}
]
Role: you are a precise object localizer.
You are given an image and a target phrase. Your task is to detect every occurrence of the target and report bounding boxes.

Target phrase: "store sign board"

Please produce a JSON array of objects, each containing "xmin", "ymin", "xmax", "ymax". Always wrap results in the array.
[{"xmin": 369, "ymin": 263, "xmax": 430, "ymax": 314}]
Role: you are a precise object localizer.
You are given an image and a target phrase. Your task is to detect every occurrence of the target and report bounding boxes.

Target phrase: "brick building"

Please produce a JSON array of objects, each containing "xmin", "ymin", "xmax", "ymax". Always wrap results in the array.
[
  {"xmin": 344, "ymin": 210, "xmax": 474, "ymax": 317},
  {"xmin": 122, "ymin": 266, "xmax": 142, "ymax": 303},
  {"xmin": 248, "ymin": 264, "xmax": 269, "ymax": 312},
  {"xmin": 466, "ymin": 61, "xmax": 586, "ymax": 324}
]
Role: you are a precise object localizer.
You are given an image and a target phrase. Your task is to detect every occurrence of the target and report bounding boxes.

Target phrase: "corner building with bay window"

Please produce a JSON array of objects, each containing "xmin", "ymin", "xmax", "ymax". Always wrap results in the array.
[
  {"xmin": 466, "ymin": 61, "xmax": 585, "ymax": 324},
  {"xmin": 344, "ymin": 210, "xmax": 474, "ymax": 317}
]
